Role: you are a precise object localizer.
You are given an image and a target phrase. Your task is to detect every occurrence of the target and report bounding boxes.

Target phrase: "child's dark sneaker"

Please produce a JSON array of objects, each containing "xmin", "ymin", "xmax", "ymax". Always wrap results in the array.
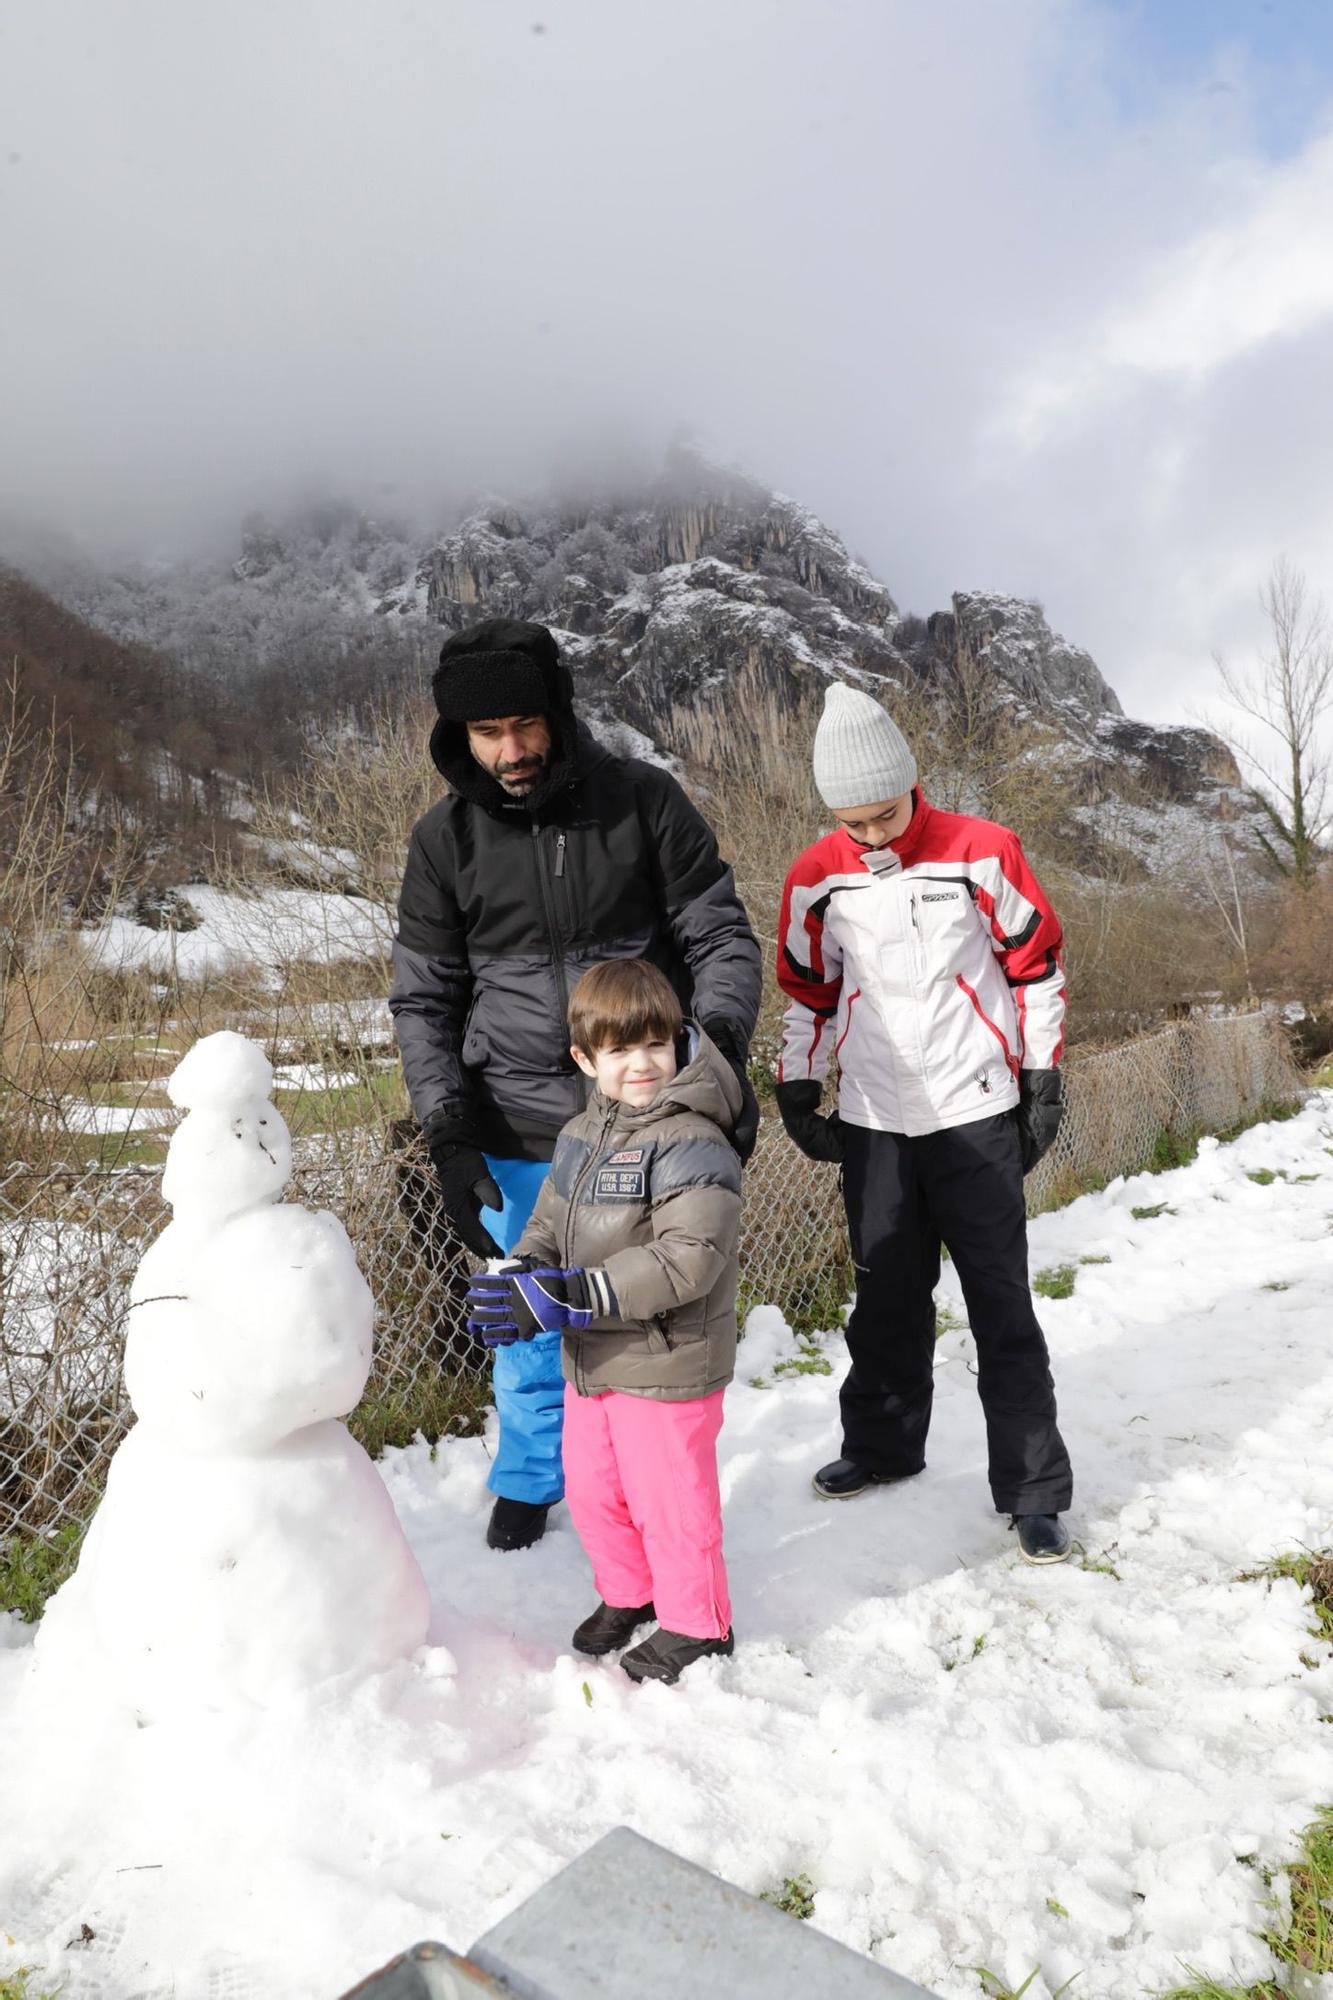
[
  {"xmin": 620, "ymin": 1626, "xmax": 735, "ymax": 1685},
  {"xmin": 486, "ymin": 1497, "xmax": 550, "ymax": 1551},
  {"xmin": 1012, "ymin": 1513, "xmax": 1071, "ymax": 1564},
  {"xmin": 572, "ymin": 1600, "xmax": 655, "ymax": 1656}
]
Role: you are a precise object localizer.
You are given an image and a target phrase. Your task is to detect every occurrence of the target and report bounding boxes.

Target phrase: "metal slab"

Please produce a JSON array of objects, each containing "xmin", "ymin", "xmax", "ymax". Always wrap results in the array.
[
  {"xmin": 468, "ymin": 1827, "xmax": 941, "ymax": 1999},
  {"xmin": 338, "ymin": 1939, "xmax": 512, "ymax": 1999}
]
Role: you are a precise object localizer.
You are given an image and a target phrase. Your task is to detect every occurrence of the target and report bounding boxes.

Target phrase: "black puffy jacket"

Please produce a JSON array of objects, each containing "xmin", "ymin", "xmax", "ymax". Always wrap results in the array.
[{"xmin": 390, "ymin": 718, "xmax": 762, "ymax": 1161}]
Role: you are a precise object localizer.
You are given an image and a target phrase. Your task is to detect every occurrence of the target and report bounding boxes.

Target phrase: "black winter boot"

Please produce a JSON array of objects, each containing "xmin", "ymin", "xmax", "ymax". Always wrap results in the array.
[
  {"xmin": 486, "ymin": 1497, "xmax": 550, "ymax": 1552},
  {"xmin": 1012, "ymin": 1513, "xmax": 1071, "ymax": 1564},
  {"xmin": 620, "ymin": 1626, "xmax": 735, "ymax": 1685},
  {"xmin": 811, "ymin": 1458, "xmax": 924, "ymax": 1499},
  {"xmin": 572, "ymin": 1601, "xmax": 655, "ymax": 1656}
]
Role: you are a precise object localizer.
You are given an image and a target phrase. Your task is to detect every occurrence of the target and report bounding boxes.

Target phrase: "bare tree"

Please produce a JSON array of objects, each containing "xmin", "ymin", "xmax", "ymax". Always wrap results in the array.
[{"xmin": 1214, "ymin": 558, "xmax": 1333, "ymax": 888}]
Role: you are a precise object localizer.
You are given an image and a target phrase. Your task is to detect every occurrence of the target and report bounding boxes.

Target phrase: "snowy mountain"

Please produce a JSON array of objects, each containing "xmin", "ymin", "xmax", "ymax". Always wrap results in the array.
[{"xmin": 8, "ymin": 453, "xmax": 1250, "ymax": 878}]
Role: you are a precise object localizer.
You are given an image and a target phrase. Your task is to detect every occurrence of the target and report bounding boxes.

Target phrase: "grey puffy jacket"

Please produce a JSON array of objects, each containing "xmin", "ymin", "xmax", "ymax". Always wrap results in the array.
[{"xmin": 514, "ymin": 1032, "xmax": 743, "ymax": 1400}]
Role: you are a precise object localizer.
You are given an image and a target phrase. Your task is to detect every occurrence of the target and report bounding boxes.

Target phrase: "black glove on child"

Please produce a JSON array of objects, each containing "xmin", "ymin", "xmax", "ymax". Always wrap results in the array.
[
  {"xmin": 703, "ymin": 1020, "xmax": 760, "ymax": 1165},
  {"xmin": 1015, "ymin": 1068, "xmax": 1064, "ymax": 1175},
  {"xmin": 421, "ymin": 1108, "xmax": 503, "ymax": 1259},
  {"xmin": 775, "ymin": 1078, "xmax": 844, "ymax": 1164}
]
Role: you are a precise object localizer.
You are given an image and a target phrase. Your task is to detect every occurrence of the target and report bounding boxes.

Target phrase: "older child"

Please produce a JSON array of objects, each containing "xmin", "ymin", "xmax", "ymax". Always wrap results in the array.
[
  {"xmin": 774, "ymin": 683, "xmax": 1074, "ymax": 1563},
  {"xmin": 466, "ymin": 959, "xmax": 742, "ymax": 1683}
]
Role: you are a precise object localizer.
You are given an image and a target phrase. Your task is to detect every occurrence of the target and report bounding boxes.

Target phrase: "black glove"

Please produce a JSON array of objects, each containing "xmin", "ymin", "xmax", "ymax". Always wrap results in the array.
[
  {"xmin": 421, "ymin": 1108, "xmax": 503, "ymax": 1258},
  {"xmin": 1014, "ymin": 1068, "xmax": 1064, "ymax": 1174},
  {"xmin": 775, "ymin": 1078, "xmax": 843, "ymax": 1164},
  {"xmin": 703, "ymin": 1019, "xmax": 760, "ymax": 1165}
]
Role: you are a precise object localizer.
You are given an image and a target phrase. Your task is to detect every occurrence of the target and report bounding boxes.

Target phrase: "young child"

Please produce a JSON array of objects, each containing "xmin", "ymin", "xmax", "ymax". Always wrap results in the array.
[{"xmin": 465, "ymin": 958, "xmax": 742, "ymax": 1684}]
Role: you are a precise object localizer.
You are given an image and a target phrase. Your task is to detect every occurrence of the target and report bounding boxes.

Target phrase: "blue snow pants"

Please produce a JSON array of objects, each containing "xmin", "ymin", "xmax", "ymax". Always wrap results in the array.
[{"xmin": 480, "ymin": 1153, "xmax": 564, "ymax": 1505}]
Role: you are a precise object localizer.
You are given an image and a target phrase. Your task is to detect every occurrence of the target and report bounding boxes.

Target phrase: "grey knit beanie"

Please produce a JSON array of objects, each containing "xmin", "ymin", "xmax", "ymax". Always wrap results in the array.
[{"xmin": 812, "ymin": 683, "xmax": 918, "ymax": 808}]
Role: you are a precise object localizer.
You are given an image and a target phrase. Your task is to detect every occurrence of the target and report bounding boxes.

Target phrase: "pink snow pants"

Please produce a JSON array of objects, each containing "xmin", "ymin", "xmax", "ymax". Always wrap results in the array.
[{"xmin": 561, "ymin": 1384, "xmax": 731, "ymax": 1640}]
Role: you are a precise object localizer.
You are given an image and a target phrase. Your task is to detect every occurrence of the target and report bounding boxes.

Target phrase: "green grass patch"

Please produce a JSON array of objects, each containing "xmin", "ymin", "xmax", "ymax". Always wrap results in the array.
[
  {"xmin": 772, "ymin": 1333, "xmax": 834, "ymax": 1380},
  {"xmin": 974, "ymin": 1967, "xmax": 1078, "ymax": 1998},
  {"xmin": 1033, "ymin": 1263, "xmax": 1077, "ymax": 1300},
  {"xmin": 1238, "ymin": 1548, "xmax": 1333, "ymax": 1646},
  {"xmin": 1079, "ymin": 1253, "xmax": 1112, "ymax": 1265},
  {"xmin": 1150, "ymin": 1127, "xmax": 1201, "ymax": 1173},
  {"xmin": 272, "ymin": 1068, "xmax": 401, "ymax": 1139},
  {"xmin": 0, "ymin": 1521, "xmax": 84, "ymax": 1622},
  {"xmin": 78, "ymin": 1078, "xmax": 172, "ymax": 1110},
  {"xmin": 760, "ymin": 1873, "xmax": 816, "ymax": 1921},
  {"xmin": 1028, "ymin": 1095, "xmax": 1305, "ymax": 1220},
  {"xmin": 1131, "ymin": 1202, "xmax": 1173, "ymax": 1221},
  {"xmin": 1074, "ymin": 1542, "xmax": 1122, "ymax": 1580},
  {"xmin": 79, "ymin": 1132, "xmax": 171, "ymax": 1171},
  {"xmin": 935, "ymin": 1302, "xmax": 967, "ymax": 1339},
  {"xmin": 1261, "ymin": 1281, "xmax": 1291, "ymax": 1292},
  {"xmin": 1162, "ymin": 1809, "xmax": 1333, "ymax": 1997},
  {"xmin": 0, "ymin": 1971, "xmax": 61, "ymax": 2000},
  {"xmin": 1246, "ymin": 1168, "xmax": 1285, "ymax": 1187},
  {"xmin": 348, "ymin": 1369, "xmax": 491, "ymax": 1461}
]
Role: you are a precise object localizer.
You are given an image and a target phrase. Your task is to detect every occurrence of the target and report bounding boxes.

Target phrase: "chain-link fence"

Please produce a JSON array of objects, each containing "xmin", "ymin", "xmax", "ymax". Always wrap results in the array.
[{"xmin": 0, "ymin": 1011, "xmax": 1307, "ymax": 1549}]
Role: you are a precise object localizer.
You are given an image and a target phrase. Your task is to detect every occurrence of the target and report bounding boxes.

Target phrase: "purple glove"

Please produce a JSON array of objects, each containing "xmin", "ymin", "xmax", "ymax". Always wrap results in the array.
[
  {"xmin": 465, "ymin": 1262, "xmax": 535, "ymax": 1347},
  {"xmin": 466, "ymin": 1265, "xmax": 618, "ymax": 1344}
]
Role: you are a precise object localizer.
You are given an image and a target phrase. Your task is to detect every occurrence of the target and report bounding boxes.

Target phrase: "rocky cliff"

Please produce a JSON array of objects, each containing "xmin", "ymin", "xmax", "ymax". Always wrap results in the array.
[{"xmin": 419, "ymin": 450, "xmax": 1246, "ymax": 871}]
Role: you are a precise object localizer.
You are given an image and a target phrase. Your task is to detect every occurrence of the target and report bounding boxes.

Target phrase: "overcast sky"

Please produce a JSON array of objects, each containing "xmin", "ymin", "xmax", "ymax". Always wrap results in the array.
[{"xmin": 3, "ymin": 0, "xmax": 1333, "ymax": 728}]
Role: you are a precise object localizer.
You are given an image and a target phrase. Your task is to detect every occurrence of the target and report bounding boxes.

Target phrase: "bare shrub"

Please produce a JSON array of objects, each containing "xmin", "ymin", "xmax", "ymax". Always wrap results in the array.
[
  {"xmin": 239, "ymin": 694, "xmax": 440, "ymax": 921},
  {"xmin": 0, "ymin": 675, "xmax": 151, "ymax": 1167},
  {"xmin": 1211, "ymin": 557, "xmax": 1333, "ymax": 887}
]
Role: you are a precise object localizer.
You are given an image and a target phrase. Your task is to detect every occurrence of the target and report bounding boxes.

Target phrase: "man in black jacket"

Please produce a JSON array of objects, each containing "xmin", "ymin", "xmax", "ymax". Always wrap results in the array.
[{"xmin": 390, "ymin": 618, "xmax": 762, "ymax": 1551}]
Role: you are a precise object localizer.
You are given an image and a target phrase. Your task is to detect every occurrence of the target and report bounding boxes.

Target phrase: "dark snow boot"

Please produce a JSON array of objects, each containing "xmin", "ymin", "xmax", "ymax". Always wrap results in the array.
[
  {"xmin": 811, "ymin": 1457, "xmax": 923, "ymax": 1499},
  {"xmin": 572, "ymin": 1600, "xmax": 655, "ymax": 1657},
  {"xmin": 486, "ymin": 1497, "xmax": 550, "ymax": 1552},
  {"xmin": 1012, "ymin": 1513, "xmax": 1071, "ymax": 1565},
  {"xmin": 620, "ymin": 1626, "xmax": 735, "ymax": 1686}
]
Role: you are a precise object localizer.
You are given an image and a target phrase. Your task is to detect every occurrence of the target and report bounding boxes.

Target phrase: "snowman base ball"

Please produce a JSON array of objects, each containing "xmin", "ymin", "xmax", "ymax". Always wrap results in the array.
[
  {"xmin": 42, "ymin": 1422, "xmax": 430, "ymax": 1714},
  {"xmin": 37, "ymin": 1031, "xmax": 431, "ymax": 1711}
]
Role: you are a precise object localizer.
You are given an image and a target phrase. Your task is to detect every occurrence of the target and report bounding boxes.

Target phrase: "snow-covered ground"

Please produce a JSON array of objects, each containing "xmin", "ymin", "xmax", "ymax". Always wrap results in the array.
[
  {"xmin": 4, "ymin": 1101, "xmax": 1333, "ymax": 2000},
  {"xmin": 82, "ymin": 886, "xmax": 390, "ymax": 981}
]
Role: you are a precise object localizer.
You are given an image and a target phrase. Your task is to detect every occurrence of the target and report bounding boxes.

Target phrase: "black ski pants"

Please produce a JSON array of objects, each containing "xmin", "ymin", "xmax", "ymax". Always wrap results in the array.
[{"xmin": 839, "ymin": 1113, "xmax": 1073, "ymax": 1515}]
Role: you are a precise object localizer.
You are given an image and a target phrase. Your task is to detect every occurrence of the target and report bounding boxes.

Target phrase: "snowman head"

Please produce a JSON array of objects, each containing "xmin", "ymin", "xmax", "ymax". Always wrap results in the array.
[{"xmin": 162, "ymin": 1032, "xmax": 292, "ymax": 1224}]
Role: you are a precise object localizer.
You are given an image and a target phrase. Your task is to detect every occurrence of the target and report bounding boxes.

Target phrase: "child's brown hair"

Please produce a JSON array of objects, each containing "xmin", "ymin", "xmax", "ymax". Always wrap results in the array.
[{"xmin": 568, "ymin": 958, "xmax": 684, "ymax": 1055}]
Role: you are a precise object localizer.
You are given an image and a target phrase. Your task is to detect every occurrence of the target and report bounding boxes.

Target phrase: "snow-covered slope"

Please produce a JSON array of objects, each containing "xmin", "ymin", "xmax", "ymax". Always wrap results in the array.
[{"xmin": 3, "ymin": 1099, "xmax": 1331, "ymax": 2000}]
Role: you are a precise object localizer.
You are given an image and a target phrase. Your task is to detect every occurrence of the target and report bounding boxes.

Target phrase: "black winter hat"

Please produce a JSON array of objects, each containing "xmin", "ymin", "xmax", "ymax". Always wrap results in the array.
[{"xmin": 431, "ymin": 618, "xmax": 570, "ymax": 725}]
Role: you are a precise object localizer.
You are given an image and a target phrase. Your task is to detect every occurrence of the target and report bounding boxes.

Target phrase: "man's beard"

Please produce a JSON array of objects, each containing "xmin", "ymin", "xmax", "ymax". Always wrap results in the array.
[{"xmin": 494, "ymin": 754, "xmax": 546, "ymax": 795}]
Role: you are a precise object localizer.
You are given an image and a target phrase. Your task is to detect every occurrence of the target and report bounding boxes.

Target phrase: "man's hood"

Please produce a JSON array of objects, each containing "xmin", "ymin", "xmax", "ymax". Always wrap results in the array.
[
  {"xmin": 429, "ymin": 616, "xmax": 585, "ymax": 816},
  {"xmin": 431, "ymin": 706, "xmax": 604, "ymax": 817}
]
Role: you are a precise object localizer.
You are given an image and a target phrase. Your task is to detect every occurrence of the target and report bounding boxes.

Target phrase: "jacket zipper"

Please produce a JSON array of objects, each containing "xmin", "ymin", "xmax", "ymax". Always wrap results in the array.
[
  {"xmin": 908, "ymin": 888, "xmax": 926, "ymax": 980},
  {"xmin": 532, "ymin": 822, "xmax": 571, "ymax": 1041},
  {"xmin": 905, "ymin": 880, "xmax": 933, "ymax": 1095},
  {"xmin": 564, "ymin": 1101, "xmax": 617, "ymax": 1394}
]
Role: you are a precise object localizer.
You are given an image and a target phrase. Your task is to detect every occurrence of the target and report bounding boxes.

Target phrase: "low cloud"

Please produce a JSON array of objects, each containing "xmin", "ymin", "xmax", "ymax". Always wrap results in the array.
[{"xmin": 2, "ymin": 0, "xmax": 1331, "ymax": 727}]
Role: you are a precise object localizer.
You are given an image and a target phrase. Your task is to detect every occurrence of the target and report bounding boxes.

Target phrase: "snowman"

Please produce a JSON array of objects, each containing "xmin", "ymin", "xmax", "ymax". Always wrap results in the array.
[{"xmin": 37, "ymin": 1031, "xmax": 431, "ymax": 1714}]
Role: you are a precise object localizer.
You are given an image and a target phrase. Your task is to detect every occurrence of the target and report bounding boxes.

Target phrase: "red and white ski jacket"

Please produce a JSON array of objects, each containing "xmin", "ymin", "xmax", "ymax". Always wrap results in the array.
[{"xmin": 776, "ymin": 793, "xmax": 1065, "ymax": 1137}]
